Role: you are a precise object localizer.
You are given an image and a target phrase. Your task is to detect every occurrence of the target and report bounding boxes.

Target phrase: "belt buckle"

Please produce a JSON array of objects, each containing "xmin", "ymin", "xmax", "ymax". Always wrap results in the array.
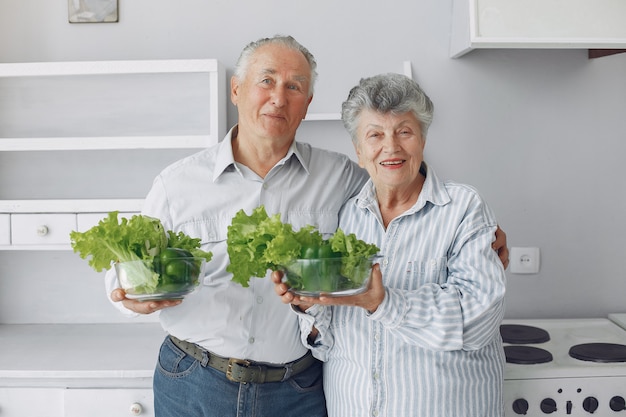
[{"xmin": 226, "ymin": 358, "xmax": 251, "ymax": 383}]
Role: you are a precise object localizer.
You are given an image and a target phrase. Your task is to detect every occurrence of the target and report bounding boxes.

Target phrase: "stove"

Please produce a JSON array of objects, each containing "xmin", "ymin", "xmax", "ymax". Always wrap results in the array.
[{"xmin": 502, "ymin": 315, "xmax": 626, "ymax": 416}]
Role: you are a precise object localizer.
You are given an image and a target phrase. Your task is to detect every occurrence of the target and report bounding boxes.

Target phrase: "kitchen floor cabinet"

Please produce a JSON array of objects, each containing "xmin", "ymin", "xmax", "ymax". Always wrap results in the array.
[
  {"xmin": 0, "ymin": 388, "xmax": 64, "ymax": 417},
  {"xmin": 0, "ymin": 388, "xmax": 154, "ymax": 417},
  {"xmin": 65, "ymin": 389, "xmax": 154, "ymax": 417},
  {"xmin": 0, "ymin": 324, "xmax": 164, "ymax": 417}
]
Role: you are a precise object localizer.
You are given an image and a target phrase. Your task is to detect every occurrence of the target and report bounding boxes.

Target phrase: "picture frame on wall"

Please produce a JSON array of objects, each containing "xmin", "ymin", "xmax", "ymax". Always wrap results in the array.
[{"xmin": 68, "ymin": 0, "xmax": 118, "ymax": 23}]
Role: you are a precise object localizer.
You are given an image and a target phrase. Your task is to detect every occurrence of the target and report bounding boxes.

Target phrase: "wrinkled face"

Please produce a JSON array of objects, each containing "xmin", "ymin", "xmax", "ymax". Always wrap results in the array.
[
  {"xmin": 231, "ymin": 43, "xmax": 313, "ymax": 143},
  {"xmin": 354, "ymin": 109, "xmax": 426, "ymax": 190}
]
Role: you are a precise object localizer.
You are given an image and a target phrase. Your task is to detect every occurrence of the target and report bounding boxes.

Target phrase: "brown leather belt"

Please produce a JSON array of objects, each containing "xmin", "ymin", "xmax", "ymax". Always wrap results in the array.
[{"xmin": 169, "ymin": 335, "xmax": 316, "ymax": 384}]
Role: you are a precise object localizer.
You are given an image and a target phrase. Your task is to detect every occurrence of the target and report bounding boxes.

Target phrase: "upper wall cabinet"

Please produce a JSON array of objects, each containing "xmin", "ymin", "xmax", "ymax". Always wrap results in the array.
[
  {"xmin": 0, "ymin": 59, "xmax": 226, "ymax": 150},
  {"xmin": 450, "ymin": 0, "xmax": 626, "ymax": 58}
]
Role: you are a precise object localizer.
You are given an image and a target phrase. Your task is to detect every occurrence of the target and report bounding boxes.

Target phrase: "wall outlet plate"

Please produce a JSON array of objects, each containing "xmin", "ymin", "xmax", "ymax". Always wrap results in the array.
[{"xmin": 509, "ymin": 247, "xmax": 540, "ymax": 274}]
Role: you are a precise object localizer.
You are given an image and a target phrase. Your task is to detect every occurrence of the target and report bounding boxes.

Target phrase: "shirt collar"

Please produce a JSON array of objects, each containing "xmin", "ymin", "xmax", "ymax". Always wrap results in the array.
[
  {"xmin": 356, "ymin": 162, "xmax": 451, "ymax": 213},
  {"xmin": 213, "ymin": 125, "xmax": 309, "ymax": 181}
]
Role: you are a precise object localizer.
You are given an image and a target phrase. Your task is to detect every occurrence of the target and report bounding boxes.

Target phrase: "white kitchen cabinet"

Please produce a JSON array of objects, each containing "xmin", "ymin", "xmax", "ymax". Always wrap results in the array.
[
  {"xmin": 0, "ymin": 59, "xmax": 226, "ymax": 151},
  {"xmin": 450, "ymin": 0, "xmax": 626, "ymax": 57},
  {"xmin": 0, "ymin": 324, "xmax": 164, "ymax": 417},
  {"xmin": 0, "ymin": 388, "xmax": 64, "ymax": 417},
  {"xmin": 65, "ymin": 389, "xmax": 154, "ymax": 417},
  {"xmin": 10, "ymin": 213, "xmax": 76, "ymax": 247},
  {"xmin": 0, "ymin": 200, "xmax": 143, "ymax": 250},
  {"xmin": 0, "ymin": 59, "xmax": 225, "ymax": 250}
]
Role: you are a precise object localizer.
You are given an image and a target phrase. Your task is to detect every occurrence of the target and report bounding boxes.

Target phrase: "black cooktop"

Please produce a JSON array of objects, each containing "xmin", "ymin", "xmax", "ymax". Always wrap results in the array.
[
  {"xmin": 504, "ymin": 345, "xmax": 554, "ymax": 364},
  {"xmin": 569, "ymin": 343, "xmax": 626, "ymax": 363},
  {"xmin": 500, "ymin": 324, "xmax": 551, "ymax": 344}
]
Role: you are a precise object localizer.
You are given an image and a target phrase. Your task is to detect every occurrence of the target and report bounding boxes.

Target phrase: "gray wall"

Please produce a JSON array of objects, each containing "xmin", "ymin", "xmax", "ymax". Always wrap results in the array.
[{"xmin": 1, "ymin": 0, "xmax": 625, "ymax": 322}]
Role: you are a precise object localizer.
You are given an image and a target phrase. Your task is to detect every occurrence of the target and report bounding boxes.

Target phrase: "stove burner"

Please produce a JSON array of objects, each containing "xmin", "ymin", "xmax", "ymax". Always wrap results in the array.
[
  {"xmin": 569, "ymin": 343, "xmax": 626, "ymax": 363},
  {"xmin": 500, "ymin": 324, "xmax": 550, "ymax": 344},
  {"xmin": 504, "ymin": 345, "xmax": 553, "ymax": 364}
]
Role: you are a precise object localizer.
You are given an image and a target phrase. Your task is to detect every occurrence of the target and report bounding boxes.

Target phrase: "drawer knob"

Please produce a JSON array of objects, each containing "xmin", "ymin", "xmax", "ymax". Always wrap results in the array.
[
  {"xmin": 129, "ymin": 402, "xmax": 143, "ymax": 415},
  {"xmin": 36, "ymin": 225, "xmax": 49, "ymax": 236}
]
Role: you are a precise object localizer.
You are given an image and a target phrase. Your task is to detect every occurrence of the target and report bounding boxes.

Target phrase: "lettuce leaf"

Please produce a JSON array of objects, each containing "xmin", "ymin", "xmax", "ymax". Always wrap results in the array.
[
  {"xmin": 226, "ymin": 205, "xmax": 380, "ymax": 288},
  {"xmin": 70, "ymin": 211, "xmax": 168, "ymax": 272},
  {"xmin": 226, "ymin": 206, "xmax": 300, "ymax": 287}
]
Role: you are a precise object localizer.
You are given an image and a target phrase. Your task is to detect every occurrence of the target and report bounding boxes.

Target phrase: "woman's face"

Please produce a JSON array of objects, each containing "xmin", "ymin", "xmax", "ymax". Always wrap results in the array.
[{"xmin": 354, "ymin": 109, "xmax": 425, "ymax": 191}]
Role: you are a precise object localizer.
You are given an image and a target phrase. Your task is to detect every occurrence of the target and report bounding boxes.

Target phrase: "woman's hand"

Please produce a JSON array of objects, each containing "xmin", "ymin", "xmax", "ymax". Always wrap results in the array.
[
  {"xmin": 110, "ymin": 288, "xmax": 181, "ymax": 314},
  {"xmin": 300, "ymin": 263, "xmax": 385, "ymax": 313}
]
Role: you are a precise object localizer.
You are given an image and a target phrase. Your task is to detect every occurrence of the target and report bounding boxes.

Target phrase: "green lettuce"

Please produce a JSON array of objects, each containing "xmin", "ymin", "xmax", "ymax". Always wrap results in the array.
[
  {"xmin": 70, "ymin": 212, "xmax": 213, "ymax": 293},
  {"xmin": 226, "ymin": 205, "xmax": 379, "ymax": 287}
]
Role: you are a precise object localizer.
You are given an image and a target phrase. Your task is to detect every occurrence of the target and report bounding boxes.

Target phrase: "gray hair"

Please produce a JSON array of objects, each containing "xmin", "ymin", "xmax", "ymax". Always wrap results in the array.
[
  {"xmin": 234, "ymin": 35, "xmax": 318, "ymax": 97},
  {"xmin": 341, "ymin": 73, "xmax": 434, "ymax": 142}
]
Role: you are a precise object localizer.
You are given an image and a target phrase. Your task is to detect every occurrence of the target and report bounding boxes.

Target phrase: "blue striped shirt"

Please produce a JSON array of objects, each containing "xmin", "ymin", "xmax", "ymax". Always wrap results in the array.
[{"xmin": 301, "ymin": 164, "xmax": 506, "ymax": 417}]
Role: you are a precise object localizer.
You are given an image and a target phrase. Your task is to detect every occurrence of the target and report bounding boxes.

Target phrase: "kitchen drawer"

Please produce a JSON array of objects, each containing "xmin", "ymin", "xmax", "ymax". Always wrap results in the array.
[
  {"xmin": 0, "ymin": 214, "xmax": 9, "ymax": 245},
  {"xmin": 65, "ymin": 388, "xmax": 154, "ymax": 417},
  {"xmin": 76, "ymin": 212, "xmax": 139, "ymax": 232},
  {"xmin": 0, "ymin": 387, "xmax": 64, "ymax": 417},
  {"xmin": 10, "ymin": 213, "xmax": 76, "ymax": 246}
]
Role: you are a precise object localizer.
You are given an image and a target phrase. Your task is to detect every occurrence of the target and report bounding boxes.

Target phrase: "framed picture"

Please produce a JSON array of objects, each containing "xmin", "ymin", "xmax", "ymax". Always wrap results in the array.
[{"xmin": 69, "ymin": 0, "xmax": 118, "ymax": 23}]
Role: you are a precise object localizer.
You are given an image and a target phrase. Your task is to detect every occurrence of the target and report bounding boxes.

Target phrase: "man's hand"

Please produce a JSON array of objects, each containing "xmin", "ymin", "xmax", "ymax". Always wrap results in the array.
[
  {"xmin": 110, "ymin": 288, "xmax": 182, "ymax": 314},
  {"xmin": 271, "ymin": 270, "xmax": 314, "ymax": 311},
  {"xmin": 493, "ymin": 226, "xmax": 509, "ymax": 270}
]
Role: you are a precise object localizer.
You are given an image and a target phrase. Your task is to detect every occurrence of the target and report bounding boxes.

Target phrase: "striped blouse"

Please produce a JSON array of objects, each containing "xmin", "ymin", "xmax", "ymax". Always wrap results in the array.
[{"xmin": 300, "ymin": 163, "xmax": 506, "ymax": 417}]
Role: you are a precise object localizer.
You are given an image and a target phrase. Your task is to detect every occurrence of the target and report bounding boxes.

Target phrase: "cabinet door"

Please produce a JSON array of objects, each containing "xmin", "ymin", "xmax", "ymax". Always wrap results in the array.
[
  {"xmin": 65, "ymin": 388, "xmax": 154, "ymax": 417},
  {"xmin": 0, "ymin": 388, "xmax": 63, "ymax": 417},
  {"xmin": 10, "ymin": 213, "xmax": 76, "ymax": 246}
]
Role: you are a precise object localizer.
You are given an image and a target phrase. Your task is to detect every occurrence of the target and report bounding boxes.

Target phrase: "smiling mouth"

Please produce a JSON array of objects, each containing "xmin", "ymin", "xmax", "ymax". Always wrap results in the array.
[{"xmin": 380, "ymin": 160, "xmax": 404, "ymax": 166}]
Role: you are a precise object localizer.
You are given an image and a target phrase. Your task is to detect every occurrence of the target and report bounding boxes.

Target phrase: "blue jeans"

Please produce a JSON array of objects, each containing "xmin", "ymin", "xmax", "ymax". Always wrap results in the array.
[{"xmin": 153, "ymin": 336, "xmax": 327, "ymax": 417}]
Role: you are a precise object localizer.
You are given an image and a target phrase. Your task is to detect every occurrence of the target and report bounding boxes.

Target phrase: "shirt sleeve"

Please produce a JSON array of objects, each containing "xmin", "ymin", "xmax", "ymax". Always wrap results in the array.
[{"xmin": 292, "ymin": 304, "xmax": 333, "ymax": 361}]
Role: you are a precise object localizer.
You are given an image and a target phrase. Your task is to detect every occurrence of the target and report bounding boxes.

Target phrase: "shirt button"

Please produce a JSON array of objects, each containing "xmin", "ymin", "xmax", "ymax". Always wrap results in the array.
[
  {"xmin": 256, "ymin": 296, "xmax": 263, "ymax": 304},
  {"xmin": 248, "ymin": 337, "xmax": 255, "ymax": 344},
  {"xmin": 382, "ymin": 258, "xmax": 389, "ymax": 267}
]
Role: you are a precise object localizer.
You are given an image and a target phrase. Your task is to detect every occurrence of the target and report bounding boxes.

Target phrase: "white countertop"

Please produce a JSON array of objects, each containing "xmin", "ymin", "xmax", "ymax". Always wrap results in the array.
[{"xmin": 0, "ymin": 323, "xmax": 166, "ymax": 387}]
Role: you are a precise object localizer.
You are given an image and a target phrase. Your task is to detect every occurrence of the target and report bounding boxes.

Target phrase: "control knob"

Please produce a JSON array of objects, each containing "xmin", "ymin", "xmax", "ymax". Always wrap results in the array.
[
  {"xmin": 583, "ymin": 397, "xmax": 599, "ymax": 413},
  {"xmin": 610, "ymin": 396, "xmax": 626, "ymax": 412},
  {"xmin": 512, "ymin": 398, "xmax": 529, "ymax": 415},
  {"xmin": 540, "ymin": 398, "xmax": 557, "ymax": 414}
]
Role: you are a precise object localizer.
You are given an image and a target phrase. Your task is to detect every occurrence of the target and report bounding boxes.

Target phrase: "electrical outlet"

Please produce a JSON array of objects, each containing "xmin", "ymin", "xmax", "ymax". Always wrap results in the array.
[{"xmin": 509, "ymin": 247, "xmax": 540, "ymax": 274}]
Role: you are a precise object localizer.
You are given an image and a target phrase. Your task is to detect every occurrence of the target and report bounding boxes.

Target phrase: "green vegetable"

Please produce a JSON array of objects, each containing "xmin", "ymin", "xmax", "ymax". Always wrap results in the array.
[
  {"xmin": 226, "ymin": 205, "xmax": 379, "ymax": 289},
  {"xmin": 329, "ymin": 229, "xmax": 379, "ymax": 285},
  {"xmin": 70, "ymin": 211, "xmax": 213, "ymax": 295},
  {"xmin": 226, "ymin": 206, "xmax": 301, "ymax": 287}
]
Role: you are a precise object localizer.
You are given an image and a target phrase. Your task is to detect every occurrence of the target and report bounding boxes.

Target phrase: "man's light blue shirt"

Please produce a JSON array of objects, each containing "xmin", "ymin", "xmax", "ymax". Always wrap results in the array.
[{"xmin": 105, "ymin": 126, "xmax": 367, "ymax": 363}]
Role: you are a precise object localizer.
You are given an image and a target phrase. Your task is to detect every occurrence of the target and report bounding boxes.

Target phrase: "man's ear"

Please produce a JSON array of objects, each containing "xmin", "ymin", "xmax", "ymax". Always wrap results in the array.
[{"xmin": 230, "ymin": 76, "xmax": 239, "ymax": 105}]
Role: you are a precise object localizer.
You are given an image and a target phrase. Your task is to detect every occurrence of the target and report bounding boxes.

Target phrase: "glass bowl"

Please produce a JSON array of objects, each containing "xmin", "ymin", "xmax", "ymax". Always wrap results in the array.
[
  {"xmin": 115, "ymin": 257, "xmax": 205, "ymax": 301},
  {"xmin": 280, "ymin": 256, "xmax": 377, "ymax": 297}
]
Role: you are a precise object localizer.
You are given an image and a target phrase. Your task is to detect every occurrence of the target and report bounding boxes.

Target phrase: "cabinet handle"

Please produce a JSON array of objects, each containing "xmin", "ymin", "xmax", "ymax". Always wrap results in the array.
[
  {"xmin": 36, "ymin": 225, "xmax": 49, "ymax": 236},
  {"xmin": 129, "ymin": 402, "xmax": 143, "ymax": 415}
]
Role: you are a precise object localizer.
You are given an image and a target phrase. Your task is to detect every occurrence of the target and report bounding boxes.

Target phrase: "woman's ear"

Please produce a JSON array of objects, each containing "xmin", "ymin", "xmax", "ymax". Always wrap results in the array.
[{"xmin": 353, "ymin": 141, "xmax": 366, "ymax": 168}]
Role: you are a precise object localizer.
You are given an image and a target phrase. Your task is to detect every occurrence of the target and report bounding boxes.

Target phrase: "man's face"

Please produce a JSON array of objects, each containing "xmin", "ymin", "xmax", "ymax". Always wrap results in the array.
[{"xmin": 231, "ymin": 44, "xmax": 313, "ymax": 143}]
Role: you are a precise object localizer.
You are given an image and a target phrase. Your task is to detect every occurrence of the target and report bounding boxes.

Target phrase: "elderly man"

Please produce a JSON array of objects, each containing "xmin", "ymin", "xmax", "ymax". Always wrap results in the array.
[{"xmin": 105, "ymin": 35, "xmax": 509, "ymax": 417}]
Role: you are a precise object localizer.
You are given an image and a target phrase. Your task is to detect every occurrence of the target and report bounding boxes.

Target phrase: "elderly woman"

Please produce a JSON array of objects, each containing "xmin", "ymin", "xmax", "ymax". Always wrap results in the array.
[{"xmin": 274, "ymin": 73, "xmax": 506, "ymax": 417}]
